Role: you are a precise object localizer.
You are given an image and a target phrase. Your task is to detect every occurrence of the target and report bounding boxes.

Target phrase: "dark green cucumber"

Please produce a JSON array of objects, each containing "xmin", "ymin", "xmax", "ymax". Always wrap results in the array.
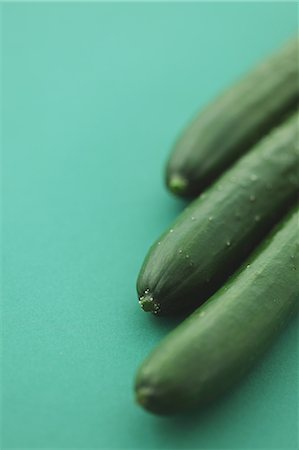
[
  {"xmin": 135, "ymin": 208, "xmax": 299, "ymax": 415},
  {"xmin": 166, "ymin": 37, "xmax": 299, "ymax": 197},
  {"xmin": 137, "ymin": 113, "xmax": 299, "ymax": 315}
]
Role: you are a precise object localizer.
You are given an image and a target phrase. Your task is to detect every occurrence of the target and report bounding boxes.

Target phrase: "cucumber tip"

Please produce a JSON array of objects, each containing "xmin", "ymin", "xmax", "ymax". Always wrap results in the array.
[
  {"xmin": 139, "ymin": 293, "xmax": 160, "ymax": 314},
  {"xmin": 135, "ymin": 386, "xmax": 155, "ymax": 411},
  {"xmin": 136, "ymin": 387, "xmax": 149, "ymax": 406},
  {"xmin": 168, "ymin": 174, "xmax": 188, "ymax": 195}
]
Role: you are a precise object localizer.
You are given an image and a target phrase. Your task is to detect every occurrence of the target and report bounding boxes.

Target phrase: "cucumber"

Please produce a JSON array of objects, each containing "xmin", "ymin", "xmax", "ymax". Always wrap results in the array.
[
  {"xmin": 135, "ymin": 208, "xmax": 299, "ymax": 415},
  {"xmin": 137, "ymin": 112, "xmax": 299, "ymax": 315},
  {"xmin": 166, "ymin": 37, "xmax": 299, "ymax": 197}
]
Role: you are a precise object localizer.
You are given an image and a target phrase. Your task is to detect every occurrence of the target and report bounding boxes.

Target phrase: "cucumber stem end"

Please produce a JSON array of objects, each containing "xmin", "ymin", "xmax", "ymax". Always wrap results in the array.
[
  {"xmin": 139, "ymin": 293, "xmax": 160, "ymax": 314},
  {"xmin": 135, "ymin": 386, "xmax": 154, "ymax": 410},
  {"xmin": 168, "ymin": 174, "xmax": 188, "ymax": 195}
]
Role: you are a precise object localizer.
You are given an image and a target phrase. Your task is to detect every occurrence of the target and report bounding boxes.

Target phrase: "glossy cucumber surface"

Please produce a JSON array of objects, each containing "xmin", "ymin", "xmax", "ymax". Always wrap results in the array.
[
  {"xmin": 166, "ymin": 37, "xmax": 299, "ymax": 197},
  {"xmin": 137, "ymin": 113, "xmax": 299, "ymax": 315},
  {"xmin": 135, "ymin": 208, "xmax": 299, "ymax": 415}
]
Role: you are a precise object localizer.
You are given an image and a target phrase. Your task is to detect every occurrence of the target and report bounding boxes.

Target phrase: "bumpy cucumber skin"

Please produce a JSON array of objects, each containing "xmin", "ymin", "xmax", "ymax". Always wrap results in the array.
[
  {"xmin": 137, "ymin": 113, "xmax": 299, "ymax": 315},
  {"xmin": 166, "ymin": 37, "xmax": 299, "ymax": 197},
  {"xmin": 135, "ymin": 209, "xmax": 299, "ymax": 415}
]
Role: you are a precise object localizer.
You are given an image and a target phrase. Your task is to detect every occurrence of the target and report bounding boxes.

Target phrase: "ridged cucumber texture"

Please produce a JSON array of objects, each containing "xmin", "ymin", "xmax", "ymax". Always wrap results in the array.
[
  {"xmin": 166, "ymin": 37, "xmax": 299, "ymax": 197},
  {"xmin": 137, "ymin": 112, "xmax": 299, "ymax": 315},
  {"xmin": 135, "ymin": 208, "xmax": 299, "ymax": 415}
]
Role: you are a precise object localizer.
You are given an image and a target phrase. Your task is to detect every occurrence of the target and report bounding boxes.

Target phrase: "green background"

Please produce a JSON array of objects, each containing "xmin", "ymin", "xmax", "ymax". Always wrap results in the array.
[{"xmin": 2, "ymin": 2, "xmax": 298, "ymax": 449}]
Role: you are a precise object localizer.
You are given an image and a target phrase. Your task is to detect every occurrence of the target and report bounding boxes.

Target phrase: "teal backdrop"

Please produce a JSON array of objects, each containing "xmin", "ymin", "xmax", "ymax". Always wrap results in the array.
[{"xmin": 2, "ymin": 2, "xmax": 298, "ymax": 449}]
